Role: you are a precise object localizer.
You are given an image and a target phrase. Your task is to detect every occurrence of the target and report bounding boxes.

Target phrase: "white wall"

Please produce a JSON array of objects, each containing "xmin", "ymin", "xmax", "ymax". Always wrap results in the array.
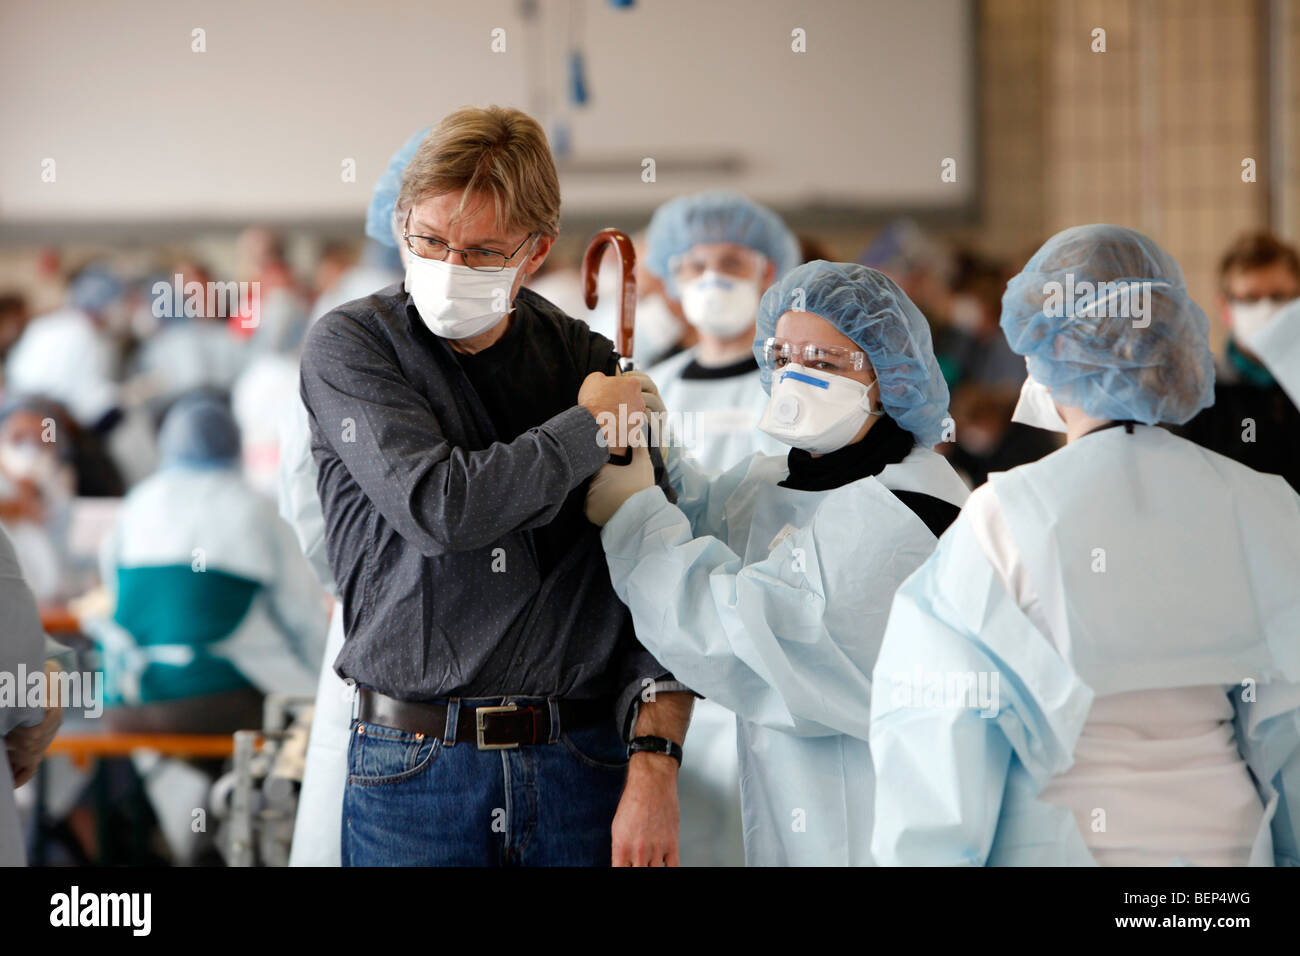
[{"xmin": 0, "ymin": 0, "xmax": 974, "ymax": 223}]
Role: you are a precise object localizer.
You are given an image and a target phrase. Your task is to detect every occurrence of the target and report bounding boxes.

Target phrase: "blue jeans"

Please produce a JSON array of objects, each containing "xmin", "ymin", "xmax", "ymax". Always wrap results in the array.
[{"xmin": 341, "ymin": 696, "xmax": 628, "ymax": 866}]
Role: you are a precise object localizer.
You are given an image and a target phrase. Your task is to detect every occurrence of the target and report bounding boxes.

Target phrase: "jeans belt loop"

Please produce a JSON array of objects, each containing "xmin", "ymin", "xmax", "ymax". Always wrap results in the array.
[
  {"xmin": 547, "ymin": 697, "xmax": 562, "ymax": 744},
  {"xmin": 443, "ymin": 698, "xmax": 459, "ymax": 747}
]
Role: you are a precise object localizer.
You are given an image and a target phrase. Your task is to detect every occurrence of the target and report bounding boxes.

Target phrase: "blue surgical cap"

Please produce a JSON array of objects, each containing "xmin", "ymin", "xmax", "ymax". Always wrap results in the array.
[
  {"xmin": 365, "ymin": 127, "xmax": 431, "ymax": 248},
  {"xmin": 158, "ymin": 394, "xmax": 241, "ymax": 468},
  {"xmin": 69, "ymin": 265, "xmax": 124, "ymax": 315},
  {"xmin": 755, "ymin": 261, "xmax": 951, "ymax": 447},
  {"xmin": 1000, "ymin": 224, "xmax": 1215, "ymax": 425},
  {"xmin": 646, "ymin": 191, "xmax": 800, "ymax": 299}
]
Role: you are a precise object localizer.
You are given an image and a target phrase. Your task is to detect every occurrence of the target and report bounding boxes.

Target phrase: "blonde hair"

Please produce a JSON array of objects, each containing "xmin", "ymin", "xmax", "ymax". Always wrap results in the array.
[{"xmin": 397, "ymin": 106, "xmax": 561, "ymax": 238}]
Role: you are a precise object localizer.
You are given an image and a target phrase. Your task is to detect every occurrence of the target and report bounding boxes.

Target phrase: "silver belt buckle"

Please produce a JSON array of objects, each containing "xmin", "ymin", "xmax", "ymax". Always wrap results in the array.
[{"xmin": 475, "ymin": 704, "xmax": 519, "ymax": 750}]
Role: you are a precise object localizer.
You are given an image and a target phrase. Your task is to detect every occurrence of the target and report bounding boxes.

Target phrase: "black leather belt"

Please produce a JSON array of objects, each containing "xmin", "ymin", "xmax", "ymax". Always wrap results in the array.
[{"xmin": 356, "ymin": 688, "xmax": 611, "ymax": 750}]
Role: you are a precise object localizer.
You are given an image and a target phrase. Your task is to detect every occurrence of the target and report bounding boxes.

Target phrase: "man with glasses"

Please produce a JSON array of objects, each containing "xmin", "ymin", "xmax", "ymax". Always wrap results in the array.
[
  {"xmin": 299, "ymin": 106, "xmax": 692, "ymax": 866},
  {"xmin": 1174, "ymin": 230, "xmax": 1300, "ymax": 493}
]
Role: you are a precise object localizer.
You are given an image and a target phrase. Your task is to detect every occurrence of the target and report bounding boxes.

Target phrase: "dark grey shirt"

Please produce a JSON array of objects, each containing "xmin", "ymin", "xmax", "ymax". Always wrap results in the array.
[{"xmin": 299, "ymin": 284, "xmax": 673, "ymax": 733}]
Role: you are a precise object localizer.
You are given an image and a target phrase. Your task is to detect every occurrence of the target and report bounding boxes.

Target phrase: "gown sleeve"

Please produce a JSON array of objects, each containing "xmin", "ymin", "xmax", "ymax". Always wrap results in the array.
[{"xmin": 601, "ymin": 476, "xmax": 935, "ymax": 740}]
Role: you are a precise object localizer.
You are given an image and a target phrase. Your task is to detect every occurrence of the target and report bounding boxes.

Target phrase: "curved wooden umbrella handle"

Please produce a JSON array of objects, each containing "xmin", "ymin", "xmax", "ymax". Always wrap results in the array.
[{"xmin": 582, "ymin": 227, "xmax": 637, "ymax": 368}]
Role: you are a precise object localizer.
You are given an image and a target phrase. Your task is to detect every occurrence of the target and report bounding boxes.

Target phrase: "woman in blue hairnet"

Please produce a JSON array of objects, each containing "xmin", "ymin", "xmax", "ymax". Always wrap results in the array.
[
  {"xmin": 638, "ymin": 194, "xmax": 814, "ymax": 865},
  {"xmin": 584, "ymin": 261, "xmax": 970, "ymax": 865},
  {"xmin": 870, "ymin": 224, "xmax": 1300, "ymax": 866}
]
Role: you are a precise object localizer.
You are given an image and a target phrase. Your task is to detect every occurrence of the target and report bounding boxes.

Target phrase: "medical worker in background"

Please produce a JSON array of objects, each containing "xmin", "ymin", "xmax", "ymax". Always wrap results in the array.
[
  {"xmin": 1175, "ymin": 231, "xmax": 1300, "ymax": 492},
  {"xmin": 870, "ymin": 224, "xmax": 1300, "ymax": 866},
  {"xmin": 97, "ymin": 394, "xmax": 326, "ymax": 728},
  {"xmin": 585, "ymin": 262, "xmax": 969, "ymax": 864},
  {"xmin": 5, "ymin": 265, "xmax": 123, "ymax": 432},
  {"xmin": 636, "ymin": 191, "xmax": 801, "ymax": 865},
  {"xmin": 644, "ymin": 191, "xmax": 798, "ymax": 474}
]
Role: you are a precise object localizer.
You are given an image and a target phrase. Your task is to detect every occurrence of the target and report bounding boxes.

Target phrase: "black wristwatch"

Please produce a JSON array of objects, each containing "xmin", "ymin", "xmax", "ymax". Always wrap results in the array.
[{"xmin": 627, "ymin": 735, "xmax": 683, "ymax": 766}]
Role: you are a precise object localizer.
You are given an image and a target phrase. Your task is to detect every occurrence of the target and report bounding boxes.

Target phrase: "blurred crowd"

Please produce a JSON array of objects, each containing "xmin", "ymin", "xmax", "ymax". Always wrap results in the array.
[
  {"xmin": 3, "ymin": 207, "xmax": 1296, "ymax": 865},
  {"xmin": 5, "ymin": 217, "xmax": 1296, "ymax": 617}
]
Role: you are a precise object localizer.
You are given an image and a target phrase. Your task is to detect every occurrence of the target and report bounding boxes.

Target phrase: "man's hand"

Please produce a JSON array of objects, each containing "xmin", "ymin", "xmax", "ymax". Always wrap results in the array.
[
  {"xmin": 610, "ymin": 689, "xmax": 692, "ymax": 866},
  {"xmin": 612, "ymin": 752, "xmax": 680, "ymax": 866},
  {"xmin": 578, "ymin": 372, "xmax": 645, "ymax": 456}
]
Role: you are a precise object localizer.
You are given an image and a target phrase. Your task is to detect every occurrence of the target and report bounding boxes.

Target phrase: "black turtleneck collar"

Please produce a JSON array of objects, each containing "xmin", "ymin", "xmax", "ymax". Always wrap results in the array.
[{"xmin": 779, "ymin": 413, "xmax": 916, "ymax": 492}]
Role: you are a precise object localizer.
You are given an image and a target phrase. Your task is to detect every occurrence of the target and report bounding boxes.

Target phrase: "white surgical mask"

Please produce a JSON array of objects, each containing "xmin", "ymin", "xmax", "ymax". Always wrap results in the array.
[
  {"xmin": 405, "ymin": 253, "xmax": 528, "ymax": 340},
  {"xmin": 0, "ymin": 441, "xmax": 64, "ymax": 491},
  {"xmin": 1011, "ymin": 375, "xmax": 1067, "ymax": 432},
  {"xmin": 1229, "ymin": 298, "xmax": 1290, "ymax": 346},
  {"xmin": 634, "ymin": 294, "xmax": 684, "ymax": 365},
  {"xmin": 949, "ymin": 294, "xmax": 985, "ymax": 334},
  {"xmin": 679, "ymin": 271, "xmax": 760, "ymax": 339},
  {"xmin": 758, "ymin": 364, "xmax": 878, "ymax": 454}
]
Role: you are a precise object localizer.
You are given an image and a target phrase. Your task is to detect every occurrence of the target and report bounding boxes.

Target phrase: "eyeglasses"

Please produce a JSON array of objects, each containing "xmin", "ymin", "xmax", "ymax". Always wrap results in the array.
[
  {"xmin": 669, "ymin": 248, "xmax": 766, "ymax": 284},
  {"xmin": 760, "ymin": 338, "xmax": 867, "ymax": 375},
  {"xmin": 403, "ymin": 212, "xmax": 536, "ymax": 273}
]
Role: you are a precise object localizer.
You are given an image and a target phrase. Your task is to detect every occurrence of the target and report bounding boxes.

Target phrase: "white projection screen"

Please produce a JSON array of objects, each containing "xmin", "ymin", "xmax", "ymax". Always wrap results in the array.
[{"xmin": 0, "ymin": 0, "xmax": 976, "ymax": 228}]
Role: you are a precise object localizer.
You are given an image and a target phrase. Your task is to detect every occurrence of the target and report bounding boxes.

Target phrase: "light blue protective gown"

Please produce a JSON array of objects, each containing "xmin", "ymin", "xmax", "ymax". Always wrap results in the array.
[
  {"xmin": 645, "ymin": 346, "xmax": 786, "ymax": 866},
  {"xmin": 278, "ymin": 395, "xmax": 353, "ymax": 868},
  {"xmin": 601, "ymin": 445, "xmax": 970, "ymax": 865},
  {"xmin": 869, "ymin": 425, "xmax": 1300, "ymax": 865}
]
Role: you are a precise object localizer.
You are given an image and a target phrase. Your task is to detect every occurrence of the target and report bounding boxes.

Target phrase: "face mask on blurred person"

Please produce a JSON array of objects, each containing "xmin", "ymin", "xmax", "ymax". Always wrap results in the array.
[
  {"xmin": 1229, "ymin": 298, "xmax": 1291, "ymax": 344},
  {"xmin": 958, "ymin": 424, "xmax": 999, "ymax": 457},
  {"xmin": 1010, "ymin": 375, "xmax": 1068, "ymax": 433},
  {"xmin": 949, "ymin": 295, "xmax": 985, "ymax": 335},
  {"xmin": 758, "ymin": 364, "xmax": 878, "ymax": 454},
  {"xmin": 679, "ymin": 271, "xmax": 761, "ymax": 339},
  {"xmin": 405, "ymin": 251, "xmax": 531, "ymax": 340},
  {"xmin": 0, "ymin": 441, "xmax": 60, "ymax": 486},
  {"xmin": 634, "ymin": 294, "xmax": 683, "ymax": 363}
]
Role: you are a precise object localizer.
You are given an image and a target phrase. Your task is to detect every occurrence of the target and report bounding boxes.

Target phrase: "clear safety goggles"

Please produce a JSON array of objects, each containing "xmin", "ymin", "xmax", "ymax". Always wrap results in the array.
[
  {"xmin": 760, "ymin": 338, "xmax": 868, "ymax": 375},
  {"xmin": 669, "ymin": 247, "xmax": 767, "ymax": 284}
]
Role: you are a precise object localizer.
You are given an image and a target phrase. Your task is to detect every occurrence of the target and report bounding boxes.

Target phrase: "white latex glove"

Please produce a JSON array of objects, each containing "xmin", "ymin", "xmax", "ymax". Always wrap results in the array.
[
  {"xmin": 622, "ymin": 369, "xmax": 677, "ymax": 467},
  {"xmin": 624, "ymin": 369, "xmax": 665, "ymax": 416},
  {"xmin": 586, "ymin": 442, "xmax": 655, "ymax": 527}
]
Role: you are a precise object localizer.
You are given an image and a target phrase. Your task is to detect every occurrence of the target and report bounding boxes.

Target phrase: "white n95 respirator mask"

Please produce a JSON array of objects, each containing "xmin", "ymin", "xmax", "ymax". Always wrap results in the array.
[
  {"xmin": 634, "ymin": 294, "xmax": 684, "ymax": 365},
  {"xmin": 1229, "ymin": 298, "xmax": 1290, "ymax": 345},
  {"xmin": 1011, "ymin": 375, "xmax": 1068, "ymax": 432},
  {"xmin": 758, "ymin": 364, "xmax": 879, "ymax": 454},
  {"xmin": 405, "ymin": 254, "xmax": 526, "ymax": 340},
  {"xmin": 679, "ymin": 271, "xmax": 761, "ymax": 339}
]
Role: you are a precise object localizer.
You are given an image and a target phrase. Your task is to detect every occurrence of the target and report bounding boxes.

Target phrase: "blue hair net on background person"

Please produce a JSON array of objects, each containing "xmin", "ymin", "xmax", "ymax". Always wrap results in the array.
[
  {"xmin": 755, "ymin": 260, "xmax": 951, "ymax": 447},
  {"xmin": 646, "ymin": 191, "xmax": 801, "ymax": 298},
  {"xmin": 1000, "ymin": 224, "xmax": 1215, "ymax": 425},
  {"xmin": 364, "ymin": 127, "xmax": 431, "ymax": 248},
  {"xmin": 158, "ymin": 393, "xmax": 241, "ymax": 468},
  {"xmin": 68, "ymin": 265, "xmax": 124, "ymax": 315}
]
